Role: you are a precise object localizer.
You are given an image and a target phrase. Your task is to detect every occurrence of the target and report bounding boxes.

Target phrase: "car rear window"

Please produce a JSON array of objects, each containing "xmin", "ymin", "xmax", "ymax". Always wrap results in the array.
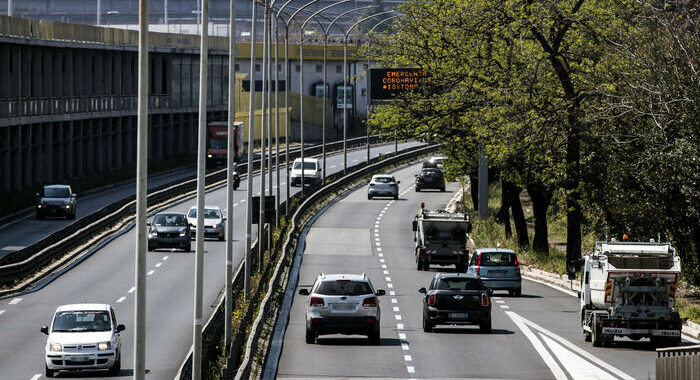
[
  {"xmin": 373, "ymin": 177, "xmax": 395, "ymax": 183},
  {"xmin": 436, "ymin": 277, "xmax": 482, "ymax": 290},
  {"xmin": 474, "ymin": 252, "xmax": 517, "ymax": 266},
  {"xmin": 316, "ymin": 280, "xmax": 372, "ymax": 296}
]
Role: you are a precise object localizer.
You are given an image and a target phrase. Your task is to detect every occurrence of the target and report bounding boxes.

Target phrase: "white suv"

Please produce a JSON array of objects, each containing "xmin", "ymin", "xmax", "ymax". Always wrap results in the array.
[
  {"xmin": 298, "ymin": 273, "xmax": 385, "ymax": 344},
  {"xmin": 290, "ymin": 157, "xmax": 322, "ymax": 186},
  {"xmin": 41, "ymin": 304, "xmax": 124, "ymax": 377}
]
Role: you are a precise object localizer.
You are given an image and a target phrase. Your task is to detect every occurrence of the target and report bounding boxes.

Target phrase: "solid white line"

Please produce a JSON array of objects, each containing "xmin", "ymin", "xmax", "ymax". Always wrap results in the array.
[
  {"xmin": 397, "ymin": 323, "xmax": 404, "ymax": 330},
  {"xmin": 404, "ymin": 355, "xmax": 412, "ymax": 361},
  {"xmin": 116, "ymin": 296, "xmax": 126, "ymax": 303},
  {"xmin": 523, "ymin": 276, "xmax": 578, "ymax": 297},
  {"xmin": 155, "ymin": 262, "xmax": 162, "ymax": 268},
  {"xmin": 407, "ymin": 366, "xmax": 415, "ymax": 374},
  {"xmin": 9, "ymin": 298, "xmax": 22, "ymax": 305},
  {"xmin": 391, "ymin": 298, "xmax": 397, "ymax": 304},
  {"xmin": 163, "ymin": 255, "xmax": 169, "ymax": 260},
  {"xmin": 505, "ymin": 311, "xmax": 568, "ymax": 380},
  {"xmin": 147, "ymin": 270, "xmax": 155, "ymax": 276},
  {"xmin": 30, "ymin": 374, "xmax": 41, "ymax": 380},
  {"xmin": 128, "ymin": 286, "xmax": 136, "ymax": 293}
]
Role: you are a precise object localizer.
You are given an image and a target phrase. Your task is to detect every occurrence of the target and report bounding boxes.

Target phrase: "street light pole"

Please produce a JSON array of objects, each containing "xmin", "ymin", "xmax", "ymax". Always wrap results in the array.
[
  {"xmin": 274, "ymin": 17, "xmax": 280, "ymax": 225},
  {"xmin": 224, "ymin": 0, "xmax": 236, "ymax": 353},
  {"xmin": 133, "ymin": 1, "xmax": 149, "ymax": 379},
  {"xmin": 244, "ymin": 0, "xmax": 258, "ymax": 297},
  {"xmin": 193, "ymin": 0, "xmax": 209, "ymax": 377},
  {"xmin": 258, "ymin": 0, "xmax": 268, "ymax": 268},
  {"xmin": 7, "ymin": 0, "xmax": 11, "ymax": 17},
  {"xmin": 97, "ymin": 0, "xmax": 101, "ymax": 25},
  {"xmin": 164, "ymin": 0, "xmax": 168, "ymax": 25}
]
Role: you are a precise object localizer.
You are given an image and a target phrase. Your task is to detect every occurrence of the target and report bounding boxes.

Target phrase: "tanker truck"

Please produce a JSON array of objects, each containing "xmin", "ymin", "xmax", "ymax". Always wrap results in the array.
[{"xmin": 579, "ymin": 240, "xmax": 682, "ymax": 347}]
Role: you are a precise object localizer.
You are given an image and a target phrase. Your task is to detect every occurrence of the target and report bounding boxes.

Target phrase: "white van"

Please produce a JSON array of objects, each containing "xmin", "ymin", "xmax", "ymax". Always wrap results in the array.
[{"xmin": 290, "ymin": 157, "xmax": 322, "ymax": 186}]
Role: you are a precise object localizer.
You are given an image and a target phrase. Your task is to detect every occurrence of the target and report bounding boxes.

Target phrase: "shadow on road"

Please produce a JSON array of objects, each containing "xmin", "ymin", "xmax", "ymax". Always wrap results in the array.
[
  {"xmin": 56, "ymin": 368, "xmax": 149, "ymax": 378},
  {"xmin": 430, "ymin": 327, "xmax": 515, "ymax": 335},
  {"xmin": 316, "ymin": 337, "xmax": 404, "ymax": 346}
]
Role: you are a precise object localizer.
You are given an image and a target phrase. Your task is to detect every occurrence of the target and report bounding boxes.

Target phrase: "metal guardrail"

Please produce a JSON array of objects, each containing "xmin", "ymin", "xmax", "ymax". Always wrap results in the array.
[
  {"xmin": 0, "ymin": 135, "xmax": 385, "ymax": 289},
  {"xmin": 0, "ymin": 96, "xmax": 162, "ymax": 118},
  {"xmin": 657, "ymin": 345, "xmax": 700, "ymax": 380}
]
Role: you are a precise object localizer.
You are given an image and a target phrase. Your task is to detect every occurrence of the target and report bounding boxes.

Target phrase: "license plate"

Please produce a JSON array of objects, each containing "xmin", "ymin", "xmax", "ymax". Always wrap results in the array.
[
  {"xmin": 488, "ymin": 271, "xmax": 506, "ymax": 277},
  {"xmin": 331, "ymin": 304, "xmax": 355, "ymax": 311},
  {"xmin": 69, "ymin": 356, "xmax": 90, "ymax": 362},
  {"xmin": 448, "ymin": 312, "xmax": 469, "ymax": 319}
]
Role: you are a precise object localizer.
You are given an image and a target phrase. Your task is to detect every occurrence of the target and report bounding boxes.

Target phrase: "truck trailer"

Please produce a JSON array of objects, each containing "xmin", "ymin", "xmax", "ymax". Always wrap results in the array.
[
  {"xmin": 206, "ymin": 121, "xmax": 244, "ymax": 168},
  {"xmin": 579, "ymin": 240, "xmax": 682, "ymax": 347}
]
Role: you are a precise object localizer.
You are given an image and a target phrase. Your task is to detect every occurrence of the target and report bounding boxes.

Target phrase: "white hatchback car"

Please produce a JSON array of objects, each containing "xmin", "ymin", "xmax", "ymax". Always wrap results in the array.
[
  {"xmin": 290, "ymin": 157, "xmax": 322, "ymax": 186},
  {"xmin": 367, "ymin": 174, "xmax": 400, "ymax": 200},
  {"xmin": 299, "ymin": 273, "xmax": 385, "ymax": 344},
  {"xmin": 187, "ymin": 205, "xmax": 225, "ymax": 241},
  {"xmin": 41, "ymin": 303, "xmax": 124, "ymax": 377}
]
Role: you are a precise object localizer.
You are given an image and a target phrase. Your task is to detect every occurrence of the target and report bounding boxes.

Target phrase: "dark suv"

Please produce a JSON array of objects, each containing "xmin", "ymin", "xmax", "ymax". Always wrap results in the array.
[
  {"xmin": 419, "ymin": 273, "xmax": 492, "ymax": 333},
  {"xmin": 35, "ymin": 185, "xmax": 77, "ymax": 219},
  {"xmin": 147, "ymin": 213, "xmax": 192, "ymax": 252},
  {"xmin": 415, "ymin": 168, "xmax": 445, "ymax": 192}
]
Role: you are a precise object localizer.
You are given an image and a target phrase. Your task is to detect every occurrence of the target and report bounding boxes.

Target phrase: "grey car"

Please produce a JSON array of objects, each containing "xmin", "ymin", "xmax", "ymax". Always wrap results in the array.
[
  {"xmin": 299, "ymin": 273, "xmax": 385, "ymax": 344},
  {"xmin": 467, "ymin": 248, "xmax": 521, "ymax": 296},
  {"xmin": 35, "ymin": 185, "xmax": 77, "ymax": 219},
  {"xmin": 147, "ymin": 213, "xmax": 192, "ymax": 252},
  {"xmin": 367, "ymin": 174, "xmax": 400, "ymax": 200}
]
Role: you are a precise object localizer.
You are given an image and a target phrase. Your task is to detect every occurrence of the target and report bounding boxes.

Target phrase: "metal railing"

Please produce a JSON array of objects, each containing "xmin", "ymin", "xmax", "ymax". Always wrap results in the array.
[
  {"xmin": 657, "ymin": 345, "xmax": 700, "ymax": 380},
  {"xmin": 0, "ymin": 95, "xmax": 186, "ymax": 118}
]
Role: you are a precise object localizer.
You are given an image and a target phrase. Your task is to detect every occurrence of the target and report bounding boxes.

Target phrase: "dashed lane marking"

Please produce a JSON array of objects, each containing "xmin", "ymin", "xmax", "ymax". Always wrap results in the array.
[
  {"xmin": 407, "ymin": 366, "xmax": 415, "ymax": 374},
  {"xmin": 389, "ymin": 291, "xmax": 396, "ymax": 296},
  {"xmin": 155, "ymin": 262, "xmax": 163, "ymax": 268},
  {"xmin": 30, "ymin": 374, "xmax": 41, "ymax": 380},
  {"xmin": 128, "ymin": 287, "xmax": 136, "ymax": 293},
  {"xmin": 404, "ymin": 355, "xmax": 412, "ymax": 361},
  {"xmin": 163, "ymin": 255, "xmax": 169, "ymax": 260},
  {"xmin": 116, "ymin": 297, "xmax": 126, "ymax": 303},
  {"xmin": 391, "ymin": 299, "xmax": 397, "ymax": 304},
  {"xmin": 9, "ymin": 298, "xmax": 22, "ymax": 305},
  {"xmin": 500, "ymin": 305, "xmax": 510, "ymax": 309},
  {"xmin": 147, "ymin": 270, "xmax": 155, "ymax": 276},
  {"xmin": 0, "ymin": 310, "xmax": 5, "ymax": 315}
]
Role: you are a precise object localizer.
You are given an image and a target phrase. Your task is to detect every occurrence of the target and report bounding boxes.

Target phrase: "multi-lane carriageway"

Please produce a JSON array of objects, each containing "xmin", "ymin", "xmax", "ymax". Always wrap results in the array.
[
  {"xmin": 272, "ymin": 162, "xmax": 700, "ymax": 380},
  {"xmin": 0, "ymin": 142, "xmax": 420, "ymax": 380}
]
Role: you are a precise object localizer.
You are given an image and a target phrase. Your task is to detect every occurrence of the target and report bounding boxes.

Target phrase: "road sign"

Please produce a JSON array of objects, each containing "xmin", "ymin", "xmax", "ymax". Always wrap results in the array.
[
  {"xmin": 252, "ymin": 196, "xmax": 276, "ymax": 224},
  {"xmin": 367, "ymin": 68, "xmax": 429, "ymax": 104}
]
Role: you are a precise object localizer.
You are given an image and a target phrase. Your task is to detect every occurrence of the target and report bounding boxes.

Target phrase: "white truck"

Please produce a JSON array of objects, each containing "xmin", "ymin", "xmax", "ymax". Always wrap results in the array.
[
  {"xmin": 579, "ymin": 240, "xmax": 682, "ymax": 347},
  {"xmin": 412, "ymin": 210, "xmax": 471, "ymax": 272}
]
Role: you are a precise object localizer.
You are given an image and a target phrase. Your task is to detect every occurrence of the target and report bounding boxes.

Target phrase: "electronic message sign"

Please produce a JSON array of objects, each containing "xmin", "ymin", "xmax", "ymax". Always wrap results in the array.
[{"xmin": 367, "ymin": 68, "xmax": 429, "ymax": 104}]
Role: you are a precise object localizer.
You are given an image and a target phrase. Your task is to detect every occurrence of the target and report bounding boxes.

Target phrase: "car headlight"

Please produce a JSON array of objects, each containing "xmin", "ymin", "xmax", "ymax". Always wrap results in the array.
[
  {"xmin": 65, "ymin": 205, "xmax": 71, "ymax": 209},
  {"xmin": 207, "ymin": 154, "xmax": 212, "ymax": 158},
  {"xmin": 37, "ymin": 204, "xmax": 42, "ymax": 208},
  {"xmin": 213, "ymin": 223, "xmax": 221, "ymax": 229},
  {"xmin": 97, "ymin": 342, "xmax": 111, "ymax": 351},
  {"xmin": 50, "ymin": 343, "xmax": 62, "ymax": 352}
]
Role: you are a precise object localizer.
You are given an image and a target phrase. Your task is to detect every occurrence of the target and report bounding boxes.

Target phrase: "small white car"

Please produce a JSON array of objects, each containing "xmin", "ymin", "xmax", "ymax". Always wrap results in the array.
[
  {"xmin": 367, "ymin": 174, "xmax": 400, "ymax": 200},
  {"xmin": 290, "ymin": 157, "xmax": 322, "ymax": 186},
  {"xmin": 187, "ymin": 205, "xmax": 225, "ymax": 241},
  {"xmin": 298, "ymin": 273, "xmax": 385, "ymax": 344},
  {"xmin": 41, "ymin": 303, "xmax": 124, "ymax": 377}
]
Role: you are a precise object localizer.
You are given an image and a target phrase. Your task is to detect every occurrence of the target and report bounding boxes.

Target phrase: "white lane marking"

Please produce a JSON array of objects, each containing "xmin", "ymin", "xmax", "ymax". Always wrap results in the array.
[
  {"xmin": 385, "ymin": 277, "xmax": 392, "ymax": 282},
  {"xmin": 381, "ymin": 265, "xmax": 387, "ymax": 269},
  {"xmin": 504, "ymin": 311, "xmax": 567, "ymax": 380},
  {"xmin": 380, "ymin": 259, "xmax": 385, "ymax": 263},
  {"xmin": 387, "ymin": 283, "xmax": 393, "ymax": 288},
  {"xmin": 500, "ymin": 305, "xmax": 510, "ymax": 309},
  {"xmin": 492, "ymin": 296, "xmax": 501, "ymax": 300},
  {"xmin": 353, "ymin": 159, "xmax": 359, "ymax": 162},
  {"xmin": 377, "ymin": 248, "xmax": 382, "ymax": 252},
  {"xmin": 128, "ymin": 286, "xmax": 136, "ymax": 293},
  {"xmin": 383, "ymin": 270, "xmax": 389, "ymax": 274},
  {"xmin": 257, "ymin": 192, "xmax": 261, "ymax": 195},
  {"xmin": 376, "ymin": 242, "xmax": 381, "ymax": 247},
  {"xmin": 375, "ymin": 238, "xmax": 380, "ymax": 242},
  {"xmin": 523, "ymin": 276, "xmax": 578, "ymax": 297},
  {"xmin": 398, "ymin": 333, "xmax": 406, "ymax": 339},
  {"xmin": 404, "ymin": 355, "xmax": 412, "ymax": 361},
  {"xmin": 0, "ymin": 310, "xmax": 5, "ymax": 315},
  {"xmin": 407, "ymin": 366, "xmax": 415, "ymax": 374},
  {"xmin": 9, "ymin": 298, "xmax": 22, "ymax": 305},
  {"xmin": 391, "ymin": 298, "xmax": 397, "ymax": 304},
  {"xmin": 163, "ymin": 255, "xmax": 169, "ymax": 260},
  {"xmin": 401, "ymin": 342, "xmax": 409, "ymax": 351},
  {"xmin": 389, "ymin": 291, "xmax": 395, "ymax": 295},
  {"xmin": 0, "ymin": 245, "xmax": 25, "ymax": 251},
  {"xmin": 30, "ymin": 374, "xmax": 41, "ymax": 380},
  {"xmin": 397, "ymin": 323, "xmax": 404, "ymax": 330},
  {"xmin": 147, "ymin": 270, "xmax": 155, "ymax": 276},
  {"xmin": 540, "ymin": 334, "xmax": 618, "ymax": 380},
  {"xmin": 233, "ymin": 203, "xmax": 239, "ymax": 207},
  {"xmin": 155, "ymin": 262, "xmax": 163, "ymax": 268},
  {"xmin": 116, "ymin": 296, "xmax": 126, "ymax": 303},
  {"xmin": 240, "ymin": 199, "xmax": 246, "ymax": 203},
  {"xmin": 496, "ymin": 300, "xmax": 505, "ymax": 304},
  {"xmin": 394, "ymin": 314, "xmax": 402, "ymax": 320},
  {"xmin": 393, "ymin": 307, "xmax": 400, "ymax": 312},
  {"xmin": 281, "ymin": 181, "xmax": 286, "ymax": 185},
  {"xmin": 330, "ymin": 165, "xmax": 337, "ymax": 168}
]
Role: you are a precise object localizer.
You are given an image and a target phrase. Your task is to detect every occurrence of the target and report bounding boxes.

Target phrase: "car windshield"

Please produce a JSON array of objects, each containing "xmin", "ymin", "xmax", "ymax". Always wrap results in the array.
[
  {"xmin": 44, "ymin": 187, "xmax": 71, "ymax": 198},
  {"xmin": 373, "ymin": 177, "xmax": 394, "ymax": 183},
  {"xmin": 153, "ymin": 214, "xmax": 187, "ymax": 226},
  {"xmin": 477, "ymin": 252, "xmax": 517, "ymax": 266},
  {"xmin": 316, "ymin": 280, "xmax": 372, "ymax": 296},
  {"xmin": 188, "ymin": 208, "xmax": 221, "ymax": 219},
  {"xmin": 420, "ymin": 170, "xmax": 441, "ymax": 177},
  {"xmin": 52, "ymin": 311, "xmax": 111, "ymax": 332},
  {"xmin": 293, "ymin": 161, "xmax": 317, "ymax": 170},
  {"xmin": 210, "ymin": 139, "xmax": 227, "ymax": 149},
  {"xmin": 436, "ymin": 278, "xmax": 482, "ymax": 290}
]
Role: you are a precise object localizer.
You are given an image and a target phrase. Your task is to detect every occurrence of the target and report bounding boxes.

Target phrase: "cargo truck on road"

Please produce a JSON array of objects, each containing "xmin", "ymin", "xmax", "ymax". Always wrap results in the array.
[
  {"xmin": 412, "ymin": 209, "xmax": 471, "ymax": 272},
  {"xmin": 579, "ymin": 240, "xmax": 682, "ymax": 348},
  {"xmin": 206, "ymin": 121, "xmax": 244, "ymax": 169}
]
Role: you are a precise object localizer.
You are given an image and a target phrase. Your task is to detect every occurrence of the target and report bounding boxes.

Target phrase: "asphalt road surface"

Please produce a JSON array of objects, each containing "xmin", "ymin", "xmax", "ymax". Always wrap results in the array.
[
  {"xmin": 0, "ymin": 141, "xmax": 420, "ymax": 380},
  {"xmin": 275, "ymin": 162, "xmax": 696, "ymax": 380}
]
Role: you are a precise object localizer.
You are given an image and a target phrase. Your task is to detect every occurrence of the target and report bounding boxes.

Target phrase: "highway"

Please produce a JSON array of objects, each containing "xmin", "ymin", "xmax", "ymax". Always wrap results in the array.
[
  {"xmin": 0, "ymin": 142, "xmax": 420, "ymax": 380},
  {"xmin": 274, "ymin": 162, "xmax": 695, "ymax": 380}
]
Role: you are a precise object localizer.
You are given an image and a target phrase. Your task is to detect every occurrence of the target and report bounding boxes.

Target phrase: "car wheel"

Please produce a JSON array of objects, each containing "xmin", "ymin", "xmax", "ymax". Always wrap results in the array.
[
  {"xmin": 394, "ymin": 195, "xmax": 399, "ymax": 200},
  {"xmin": 591, "ymin": 316, "xmax": 604, "ymax": 347},
  {"xmin": 218, "ymin": 234, "xmax": 225, "ymax": 241},
  {"xmin": 422, "ymin": 315, "xmax": 433, "ymax": 332},
  {"xmin": 479, "ymin": 319, "xmax": 492, "ymax": 333},
  {"xmin": 423, "ymin": 257, "xmax": 431, "ymax": 271},
  {"xmin": 416, "ymin": 251, "xmax": 424, "ymax": 271},
  {"xmin": 415, "ymin": 186, "xmax": 421, "ymax": 192},
  {"xmin": 368, "ymin": 327, "xmax": 381, "ymax": 344},
  {"xmin": 109, "ymin": 352, "xmax": 121, "ymax": 374},
  {"xmin": 514, "ymin": 289, "xmax": 522, "ymax": 297},
  {"xmin": 36, "ymin": 212, "xmax": 43, "ymax": 220},
  {"xmin": 582, "ymin": 313, "xmax": 591, "ymax": 342},
  {"xmin": 68, "ymin": 211, "xmax": 76, "ymax": 220},
  {"xmin": 148, "ymin": 244, "xmax": 154, "ymax": 252},
  {"xmin": 367, "ymin": 194, "xmax": 372, "ymax": 200},
  {"xmin": 45, "ymin": 364, "xmax": 56, "ymax": 378},
  {"xmin": 305, "ymin": 328, "xmax": 316, "ymax": 344},
  {"xmin": 440, "ymin": 187, "xmax": 445, "ymax": 192},
  {"xmin": 185, "ymin": 244, "xmax": 192, "ymax": 253}
]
